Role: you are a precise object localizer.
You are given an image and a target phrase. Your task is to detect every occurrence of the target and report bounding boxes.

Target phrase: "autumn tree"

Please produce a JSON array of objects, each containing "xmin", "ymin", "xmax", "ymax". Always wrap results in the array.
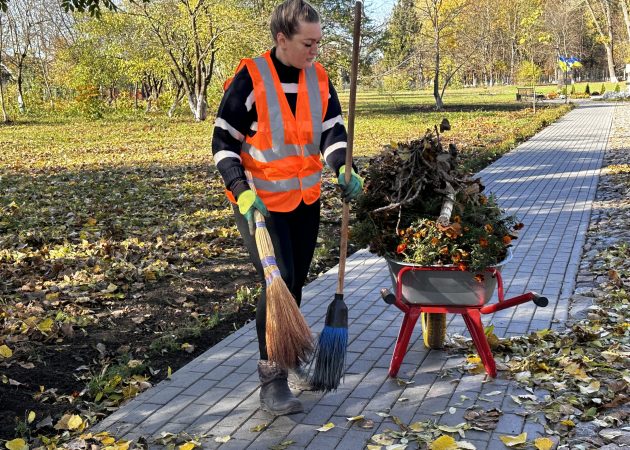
[{"xmin": 585, "ymin": 0, "xmax": 618, "ymax": 82}]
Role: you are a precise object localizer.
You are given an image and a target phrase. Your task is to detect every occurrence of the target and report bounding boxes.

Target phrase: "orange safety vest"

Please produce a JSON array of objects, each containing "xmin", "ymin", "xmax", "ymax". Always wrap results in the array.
[{"xmin": 224, "ymin": 50, "xmax": 330, "ymax": 212}]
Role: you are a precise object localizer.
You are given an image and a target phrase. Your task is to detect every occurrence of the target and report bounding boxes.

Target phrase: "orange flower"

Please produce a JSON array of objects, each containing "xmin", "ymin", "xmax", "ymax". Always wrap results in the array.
[
  {"xmin": 458, "ymin": 262, "xmax": 468, "ymax": 271},
  {"xmin": 502, "ymin": 235, "xmax": 512, "ymax": 245},
  {"xmin": 399, "ymin": 230, "xmax": 406, "ymax": 236},
  {"xmin": 474, "ymin": 274, "xmax": 485, "ymax": 283},
  {"xmin": 479, "ymin": 237, "xmax": 489, "ymax": 247},
  {"xmin": 451, "ymin": 252, "xmax": 462, "ymax": 263},
  {"xmin": 431, "ymin": 237, "xmax": 440, "ymax": 246},
  {"xmin": 479, "ymin": 195, "xmax": 488, "ymax": 205},
  {"xmin": 484, "ymin": 224, "xmax": 493, "ymax": 233},
  {"xmin": 396, "ymin": 243, "xmax": 407, "ymax": 254},
  {"xmin": 453, "ymin": 215, "xmax": 461, "ymax": 223},
  {"xmin": 439, "ymin": 246, "xmax": 449, "ymax": 255},
  {"xmin": 445, "ymin": 223, "xmax": 462, "ymax": 239}
]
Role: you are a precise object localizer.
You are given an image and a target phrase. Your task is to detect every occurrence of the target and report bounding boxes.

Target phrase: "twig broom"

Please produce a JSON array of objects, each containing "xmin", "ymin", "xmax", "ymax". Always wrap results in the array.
[
  {"xmin": 309, "ymin": 0, "xmax": 362, "ymax": 392},
  {"xmin": 246, "ymin": 172, "xmax": 313, "ymax": 369}
]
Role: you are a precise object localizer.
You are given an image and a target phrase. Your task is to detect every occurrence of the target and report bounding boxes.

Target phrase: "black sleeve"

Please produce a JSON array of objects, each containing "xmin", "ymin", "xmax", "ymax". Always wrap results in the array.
[
  {"xmin": 321, "ymin": 80, "xmax": 352, "ymax": 176},
  {"xmin": 211, "ymin": 68, "xmax": 257, "ymax": 199}
]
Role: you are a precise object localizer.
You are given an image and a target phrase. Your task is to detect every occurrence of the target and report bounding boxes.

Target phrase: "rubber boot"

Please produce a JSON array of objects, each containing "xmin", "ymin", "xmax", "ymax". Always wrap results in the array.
[
  {"xmin": 288, "ymin": 364, "xmax": 315, "ymax": 391},
  {"xmin": 258, "ymin": 360, "xmax": 303, "ymax": 415}
]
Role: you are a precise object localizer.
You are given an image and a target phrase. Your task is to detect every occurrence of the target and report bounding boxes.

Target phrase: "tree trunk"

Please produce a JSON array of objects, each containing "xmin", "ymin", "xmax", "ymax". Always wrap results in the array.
[
  {"xmin": 621, "ymin": 0, "xmax": 630, "ymax": 44},
  {"xmin": 433, "ymin": 30, "xmax": 442, "ymax": 110},
  {"xmin": 134, "ymin": 81, "xmax": 139, "ymax": 109},
  {"xmin": 604, "ymin": 43, "xmax": 617, "ymax": 82},
  {"xmin": 586, "ymin": 0, "xmax": 618, "ymax": 82},
  {"xmin": 16, "ymin": 72, "xmax": 25, "ymax": 113},
  {"xmin": 0, "ymin": 81, "xmax": 9, "ymax": 123}
]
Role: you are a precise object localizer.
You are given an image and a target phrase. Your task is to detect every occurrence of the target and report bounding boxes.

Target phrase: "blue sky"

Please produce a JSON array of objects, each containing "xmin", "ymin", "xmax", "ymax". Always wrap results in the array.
[{"xmin": 364, "ymin": 0, "xmax": 396, "ymax": 24}]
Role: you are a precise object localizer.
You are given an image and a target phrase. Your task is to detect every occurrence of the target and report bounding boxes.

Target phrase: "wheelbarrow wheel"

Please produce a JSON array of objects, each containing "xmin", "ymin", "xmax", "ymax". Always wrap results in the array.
[{"xmin": 422, "ymin": 313, "xmax": 446, "ymax": 349}]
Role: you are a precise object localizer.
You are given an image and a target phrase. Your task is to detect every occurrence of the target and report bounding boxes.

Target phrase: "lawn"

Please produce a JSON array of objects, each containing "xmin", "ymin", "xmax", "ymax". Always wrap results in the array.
[{"xmin": 0, "ymin": 88, "xmax": 571, "ymax": 442}]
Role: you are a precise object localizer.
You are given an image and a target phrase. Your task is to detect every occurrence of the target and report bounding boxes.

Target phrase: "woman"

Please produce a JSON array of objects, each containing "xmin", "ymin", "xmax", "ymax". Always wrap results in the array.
[{"xmin": 212, "ymin": 0, "xmax": 362, "ymax": 415}]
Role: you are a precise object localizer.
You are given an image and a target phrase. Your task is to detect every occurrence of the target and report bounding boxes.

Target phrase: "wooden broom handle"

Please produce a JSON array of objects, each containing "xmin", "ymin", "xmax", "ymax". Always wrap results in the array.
[{"xmin": 337, "ymin": 0, "xmax": 362, "ymax": 296}]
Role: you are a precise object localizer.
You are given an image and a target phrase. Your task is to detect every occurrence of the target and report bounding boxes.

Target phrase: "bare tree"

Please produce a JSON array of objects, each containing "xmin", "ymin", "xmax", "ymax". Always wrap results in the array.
[
  {"xmin": 0, "ymin": 12, "xmax": 10, "ymax": 122},
  {"xmin": 130, "ymin": 0, "xmax": 225, "ymax": 121}
]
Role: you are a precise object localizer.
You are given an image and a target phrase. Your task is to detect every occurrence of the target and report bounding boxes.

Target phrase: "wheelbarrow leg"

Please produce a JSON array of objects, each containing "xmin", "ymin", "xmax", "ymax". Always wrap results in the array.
[
  {"xmin": 462, "ymin": 310, "xmax": 497, "ymax": 378},
  {"xmin": 389, "ymin": 307, "xmax": 421, "ymax": 377}
]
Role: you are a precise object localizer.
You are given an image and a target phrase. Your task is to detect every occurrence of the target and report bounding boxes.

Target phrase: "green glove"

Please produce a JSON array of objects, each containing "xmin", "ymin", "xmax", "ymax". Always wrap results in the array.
[
  {"xmin": 237, "ymin": 189, "xmax": 269, "ymax": 234},
  {"xmin": 337, "ymin": 165, "xmax": 364, "ymax": 202}
]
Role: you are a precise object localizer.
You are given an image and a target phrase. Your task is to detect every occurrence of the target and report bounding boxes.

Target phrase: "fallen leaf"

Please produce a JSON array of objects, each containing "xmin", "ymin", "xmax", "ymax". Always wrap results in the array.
[
  {"xmin": 5, "ymin": 439, "xmax": 28, "ymax": 450},
  {"xmin": 499, "ymin": 432, "xmax": 527, "ymax": 446},
  {"xmin": 0, "ymin": 344, "xmax": 13, "ymax": 358},
  {"xmin": 178, "ymin": 442, "xmax": 196, "ymax": 450},
  {"xmin": 534, "ymin": 437, "xmax": 555, "ymax": 450},
  {"xmin": 317, "ymin": 422, "xmax": 335, "ymax": 432},
  {"xmin": 27, "ymin": 411, "xmax": 35, "ymax": 424},
  {"xmin": 372, "ymin": 434, "xmax": 394, "ymax": 446},
  {"xmin": 429, "ymin": 435, "xmax": 457, "ymax": 450},
  {"xmin": 250, "ymin": 423, "xmax": 268, "ymax": 432},
  {"xmin": 214, "ymin": 435, "xmax": 230, "ymax": 443},
  {"xmin": 347, "ymin": 415, "xmax": 365, "ymax": 422}
]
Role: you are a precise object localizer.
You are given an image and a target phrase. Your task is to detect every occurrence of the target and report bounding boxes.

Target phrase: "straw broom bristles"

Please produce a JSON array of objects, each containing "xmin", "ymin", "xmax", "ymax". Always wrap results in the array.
[{"xmin": 254, "ymin": 209, "xmax": 314, "ymax": 369}]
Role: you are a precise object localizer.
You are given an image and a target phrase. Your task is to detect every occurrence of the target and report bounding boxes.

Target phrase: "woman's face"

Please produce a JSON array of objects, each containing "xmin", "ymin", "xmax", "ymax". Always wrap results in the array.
[{"xmin": 276, "ymin": 20, "xmax": 322, "ymax": 69}]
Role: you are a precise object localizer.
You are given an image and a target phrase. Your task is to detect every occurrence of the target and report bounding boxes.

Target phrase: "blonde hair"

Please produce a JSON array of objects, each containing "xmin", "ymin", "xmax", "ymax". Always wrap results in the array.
[{"xmin": 270, "ymin": 0, "xmax": 320, "ymax": 43}]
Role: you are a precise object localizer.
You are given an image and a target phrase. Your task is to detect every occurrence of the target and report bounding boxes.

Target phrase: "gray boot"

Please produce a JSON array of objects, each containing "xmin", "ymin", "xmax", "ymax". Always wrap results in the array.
[
  {"xmin": 288, "ymin": 364, "xmax": 315, "ymax": 391},
  {"xmin": 258, "ymin": 360, "xmax": 303, "ymax": 416}
]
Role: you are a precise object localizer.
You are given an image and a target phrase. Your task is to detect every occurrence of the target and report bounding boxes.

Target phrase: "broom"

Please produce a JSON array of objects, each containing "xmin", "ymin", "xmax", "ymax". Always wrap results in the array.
[
  {"xmin": 309, "ymin": 0, "xmax": 362, "ymax": 392},
  {"xmin": 246, "ymin": 171, "xmax": 314, "ymax": 369}
]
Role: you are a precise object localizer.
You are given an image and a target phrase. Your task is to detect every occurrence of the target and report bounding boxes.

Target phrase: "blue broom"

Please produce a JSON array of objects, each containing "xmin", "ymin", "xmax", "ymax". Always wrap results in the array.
[{"xmin": 309, "ymin": 0, "xmax": 362, "ymax": 392}]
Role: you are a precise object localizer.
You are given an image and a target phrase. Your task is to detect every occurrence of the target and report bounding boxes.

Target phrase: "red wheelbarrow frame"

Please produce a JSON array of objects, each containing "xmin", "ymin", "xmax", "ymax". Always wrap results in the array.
[{"xmin": 382, "ymin": 265, "xmax": 548, "ymax": 378}]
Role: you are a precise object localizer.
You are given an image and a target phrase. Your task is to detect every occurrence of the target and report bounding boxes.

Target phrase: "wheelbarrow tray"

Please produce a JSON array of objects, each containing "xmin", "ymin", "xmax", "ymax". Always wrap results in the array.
[{"xmin": 386, "ymin": 250, "xmax": 513, "ymax": 306}]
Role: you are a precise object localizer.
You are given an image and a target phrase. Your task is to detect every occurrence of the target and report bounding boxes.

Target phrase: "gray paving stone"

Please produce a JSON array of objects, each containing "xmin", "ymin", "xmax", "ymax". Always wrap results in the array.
[{"xmin": 85, "ymin": 103, "xmax": 615, "ymax": 449}]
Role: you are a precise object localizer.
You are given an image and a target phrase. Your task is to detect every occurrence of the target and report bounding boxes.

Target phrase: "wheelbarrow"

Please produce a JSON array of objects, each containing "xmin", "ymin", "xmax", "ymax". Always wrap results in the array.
[{"xmin": 380, "ymin": 250, "xmax": 548, "ymax": 378}]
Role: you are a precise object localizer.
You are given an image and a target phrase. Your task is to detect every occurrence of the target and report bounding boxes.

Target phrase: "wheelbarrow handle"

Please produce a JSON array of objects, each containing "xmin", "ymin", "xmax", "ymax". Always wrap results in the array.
[{"xmin": 532, "ymin": 293, "xmax": 549, "ymax": 307}]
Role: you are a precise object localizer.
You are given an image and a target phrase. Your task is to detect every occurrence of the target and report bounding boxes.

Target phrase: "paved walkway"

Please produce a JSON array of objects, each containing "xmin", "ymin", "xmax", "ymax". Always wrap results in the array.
[{"xmin": 94, "ymin": 102, "xmax": 615, "ymax": 449}]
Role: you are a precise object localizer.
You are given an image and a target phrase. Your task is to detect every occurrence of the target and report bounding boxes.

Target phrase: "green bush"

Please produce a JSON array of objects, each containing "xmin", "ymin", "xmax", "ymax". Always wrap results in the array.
[
  {"xmin": 570, "ymin": 84, "xmax": 576, "ymax": 95},
  {"xmin": 585, "ymin": 83, "xmax": 590, "ymax": 95},
  {"xmin": 601, "ymin": 83, "xmax": 606, "ymax": 94},
  {"xmin": 615, "ymin": 83, "xmax": 621, "ymax": 92}
]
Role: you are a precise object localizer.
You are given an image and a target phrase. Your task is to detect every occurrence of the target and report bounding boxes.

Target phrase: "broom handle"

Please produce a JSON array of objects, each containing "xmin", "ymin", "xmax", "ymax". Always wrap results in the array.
[{"xmin": 337, "ymin": 0, "xmax": 362, "ymax": 296}]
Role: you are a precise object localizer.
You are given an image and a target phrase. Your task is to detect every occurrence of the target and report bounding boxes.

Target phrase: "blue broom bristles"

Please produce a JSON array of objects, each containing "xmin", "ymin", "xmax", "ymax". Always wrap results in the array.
[{"xmin": 309, "ymin": 325, "xmax": 348, "ymax": 392}]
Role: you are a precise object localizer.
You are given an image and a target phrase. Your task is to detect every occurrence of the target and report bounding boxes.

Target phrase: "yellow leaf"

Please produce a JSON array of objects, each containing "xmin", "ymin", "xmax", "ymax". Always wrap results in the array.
[
  {"xmin": 317, "ymin": 422, "xmax": 335, "ymax": 432},
  {"xmin": 37, "ymin": 318, "xmax": 54, "ymax": 333},
  {"xmin": 86, "ymin": 217, "xmax": 97, "ymax": 226},
  {"xmin": 409, "ymin": 421, "xmax": 426, "ymax": 432},
  {"xmin": 371, "ymin": 434, "xmax": 394, "ymax": 446},
  {"xmin": 429, "ymin": 435, "xmax": 458, "ymax": 450},
  {"xmin": 45, "ymin": 292, "xmax": 59, "ymax": 301},
  {"xmin": 101, "ymin": 437, "xmax": 115, "ymax": 445},
  {"xmin": 560, "ymin": 419, "xmax": 575, "ymax": 427},
  {"xmin": 114, "ymin": 441, "xmax": 130, "ymax": 450},
  {"xmin": 0, "ymin": 344, "xmax": 13, "ymax": 358},
  {"xmin": 534, "ymin": 437, "xmax": 555, "ymax": 450},
  {"xmin": 5, "ymin": 438, "xmax": 28, "ymax": 450},
  {"xmin": 167, "ymin": 366, "xmax": 172, "ymax": 379},
  {"xmin": 366, "ymin": 446, "xmax": 382, "ymax": 450},
  {"xmin": 178, "ymin": 442, "xmax": 196, "ymax": 450},
  {"xmin": 214, "ymin": 436, "xmax": 230, "ymax": 443},
  {"xmin": 27, "ymin": 411, "xmax": 36, "ymax": 424},
  {"xmin": 346, "ymin": 415, "xmax": 365, "ymax": 422},
  {"xmin": 499, "ymin": 433, "xmax": 528, "ymax": 446},
  {"xmin": 67, "ymin": 415, "xmax": 83, "ymax": 430}
]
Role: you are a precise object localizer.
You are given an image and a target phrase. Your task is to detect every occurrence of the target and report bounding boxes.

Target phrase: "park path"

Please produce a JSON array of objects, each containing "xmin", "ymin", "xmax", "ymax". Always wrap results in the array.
[{"xmin": 94, "ymin": 102, "xmax": 615, "ymax": 450}]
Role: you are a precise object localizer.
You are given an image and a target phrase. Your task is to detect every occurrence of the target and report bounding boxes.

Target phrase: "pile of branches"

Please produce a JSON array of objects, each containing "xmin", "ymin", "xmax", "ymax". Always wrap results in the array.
[{"xmin": 353, "ymin": 120, "xmax": 485, "ymax": 257}]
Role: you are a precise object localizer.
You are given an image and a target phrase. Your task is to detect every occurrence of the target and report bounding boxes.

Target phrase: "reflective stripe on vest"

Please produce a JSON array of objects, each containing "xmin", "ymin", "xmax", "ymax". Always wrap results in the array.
[{"xmin": 224, "ymin": 51, "xmax": 329, "ymax": 212}]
